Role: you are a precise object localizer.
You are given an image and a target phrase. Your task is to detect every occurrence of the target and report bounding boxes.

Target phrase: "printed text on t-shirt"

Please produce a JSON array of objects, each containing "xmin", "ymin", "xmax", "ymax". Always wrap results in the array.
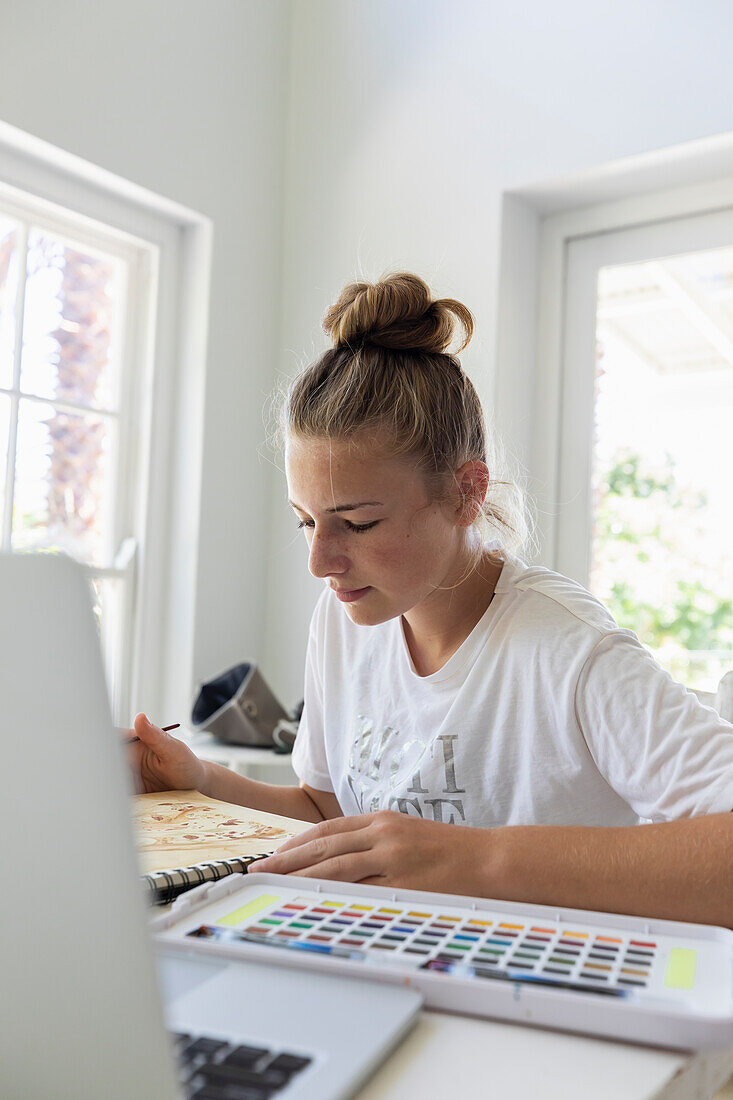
[{"xmin": 346, "ymin": 717, "xmax": 466, "ymax": 823}]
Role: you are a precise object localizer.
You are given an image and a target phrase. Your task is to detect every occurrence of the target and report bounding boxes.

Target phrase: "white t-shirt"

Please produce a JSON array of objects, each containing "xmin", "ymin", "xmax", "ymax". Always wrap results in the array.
[{"xmin": 291, "ymin": 555, "xmax": 733, "ymax": 826}]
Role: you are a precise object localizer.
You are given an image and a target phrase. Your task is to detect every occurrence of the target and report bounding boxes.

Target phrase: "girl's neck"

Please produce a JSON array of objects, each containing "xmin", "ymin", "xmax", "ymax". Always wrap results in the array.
[{"xmin": 401, "ymin": 551, "xmax": 503, "ymax": 677}]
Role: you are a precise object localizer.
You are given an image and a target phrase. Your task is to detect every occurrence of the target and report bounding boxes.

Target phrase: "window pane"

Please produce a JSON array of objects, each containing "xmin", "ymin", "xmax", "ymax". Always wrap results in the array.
[
  {"xmin": 12, "ymin": 397, "xmax": 116, "ymax": 565},
  {"xmin": 20, "ymin": 229, "xmax": 122, "ymax": 412},
  {"xmin": 590, "ymin": 247, "xmax": 733, "ymax": 691},
  {"xmin": 0, "ymin": 215, "xmax": 21, "ymax": 390}
]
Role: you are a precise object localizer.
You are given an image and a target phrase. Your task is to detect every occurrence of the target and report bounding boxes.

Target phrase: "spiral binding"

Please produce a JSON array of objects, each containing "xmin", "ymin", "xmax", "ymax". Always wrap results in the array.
[{"xmin": 142, "ymin": 852, "xmax": 270, "ymax": 906}]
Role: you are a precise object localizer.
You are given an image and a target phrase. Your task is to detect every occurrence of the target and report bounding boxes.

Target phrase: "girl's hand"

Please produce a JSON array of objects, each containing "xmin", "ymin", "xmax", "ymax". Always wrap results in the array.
[
  {"xmin": 125, "ymin": 713, "xmax": 206, "ymax": 794},
  {"xmin": 252, "ymin": 811, "xmax": 491, "ymax": 895}
]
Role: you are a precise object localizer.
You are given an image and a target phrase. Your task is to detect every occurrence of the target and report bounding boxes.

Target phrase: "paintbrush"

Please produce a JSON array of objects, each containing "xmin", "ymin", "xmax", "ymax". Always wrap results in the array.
[{"xmin": 125, "ymin": 723, "xmax": 180, "ymax": 745}]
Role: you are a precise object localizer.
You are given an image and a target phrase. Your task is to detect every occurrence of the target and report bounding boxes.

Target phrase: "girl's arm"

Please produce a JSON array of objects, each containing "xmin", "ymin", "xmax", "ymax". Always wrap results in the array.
[
  {"xmin": 199, "ymin": 758, "xmax": 342, "ymax": 823},
  {"xmin": 486, "ymin": 812, "xmax": 733, "ymax": 927},
  {"xmin": 128, "ymin": 712, "xmax": 342, "ymax": 823},
  {"xmin": 255, "ymin": 808, "xmax": 733, "ymax": 927}
]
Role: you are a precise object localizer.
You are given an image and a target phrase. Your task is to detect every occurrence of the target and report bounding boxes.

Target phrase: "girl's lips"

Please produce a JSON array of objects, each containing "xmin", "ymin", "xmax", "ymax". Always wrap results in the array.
[{"xmin": 333, "ymin": 586, "xmax": 371, "ymax": 602}]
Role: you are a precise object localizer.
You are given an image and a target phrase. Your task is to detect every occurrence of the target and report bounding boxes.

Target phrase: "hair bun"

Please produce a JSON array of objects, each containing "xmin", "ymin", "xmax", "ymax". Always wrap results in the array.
[{"xmin": 323, "ymin": 272, "xmax": 473, "ymax": 354}]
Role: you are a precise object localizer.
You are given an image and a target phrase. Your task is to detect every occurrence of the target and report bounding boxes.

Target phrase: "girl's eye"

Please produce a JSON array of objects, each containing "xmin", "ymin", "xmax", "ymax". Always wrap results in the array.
[{"xmin": 296, "ymin": 519, "xmax": 379, "ymax": 533}]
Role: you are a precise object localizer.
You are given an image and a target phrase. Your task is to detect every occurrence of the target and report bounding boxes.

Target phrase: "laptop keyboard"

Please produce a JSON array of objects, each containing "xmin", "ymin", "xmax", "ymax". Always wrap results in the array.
[{"xmin": 172, "ymin": 1031, "xmax": 313, "ymax": 1098}]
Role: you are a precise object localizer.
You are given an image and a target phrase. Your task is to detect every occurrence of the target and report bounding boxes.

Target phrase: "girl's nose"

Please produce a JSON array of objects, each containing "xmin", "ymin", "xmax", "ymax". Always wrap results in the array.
[{"xmin": 308, "ymin": 529, "xmax": 348, "ymax": 579}]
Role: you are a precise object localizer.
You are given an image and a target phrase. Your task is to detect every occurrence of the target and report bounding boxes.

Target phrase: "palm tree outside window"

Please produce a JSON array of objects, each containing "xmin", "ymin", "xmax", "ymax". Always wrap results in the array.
[{"xmin": 0, "ymin": 200, "xmax": 152, "ymax": 721}]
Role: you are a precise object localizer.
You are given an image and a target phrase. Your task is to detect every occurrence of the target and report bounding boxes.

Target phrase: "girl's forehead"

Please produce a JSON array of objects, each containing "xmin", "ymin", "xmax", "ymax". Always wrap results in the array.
[{"xmin": 285, "ymin": 435, "xmax": 421, "ymax": 500}]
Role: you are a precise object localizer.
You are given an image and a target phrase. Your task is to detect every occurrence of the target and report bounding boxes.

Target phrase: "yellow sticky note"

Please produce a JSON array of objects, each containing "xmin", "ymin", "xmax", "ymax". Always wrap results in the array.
[{"xmin": 218, "ymin": 894, "xmax": 280, "ymax": 926}]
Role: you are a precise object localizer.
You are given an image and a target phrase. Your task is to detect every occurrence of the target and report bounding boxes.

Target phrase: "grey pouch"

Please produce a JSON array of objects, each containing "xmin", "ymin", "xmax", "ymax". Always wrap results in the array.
[{"xmin": 191, "ymin": 661, "xmax": 297, "ymax": 750}]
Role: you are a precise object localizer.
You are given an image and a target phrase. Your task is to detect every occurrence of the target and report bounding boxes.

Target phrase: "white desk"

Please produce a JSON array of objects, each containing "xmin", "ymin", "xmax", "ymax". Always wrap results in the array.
[
  {"xmin": 356, "ymin": 1013, "xmax": 733, "ymax": 1099},
  {"xmin": 180, "ymin": 729, "xmax": 733, "ymax": 1098}
]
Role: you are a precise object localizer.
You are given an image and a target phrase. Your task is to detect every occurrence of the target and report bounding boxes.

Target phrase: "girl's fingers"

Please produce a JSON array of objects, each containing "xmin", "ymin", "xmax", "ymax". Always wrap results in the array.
[
  {"xmin": 284, "ymin": 850, "xmax": 380, "ymax": 883},
  {"xmin": 255, "ymin": 825, "xmax": 372, "ymax": 875},
  {"xmin": 132, "ymin": 712, "xmax": 169, "ymax": 749},
  {"xmin": 271, "ymin": 813, "xmax": 376, "ymax": 855}
]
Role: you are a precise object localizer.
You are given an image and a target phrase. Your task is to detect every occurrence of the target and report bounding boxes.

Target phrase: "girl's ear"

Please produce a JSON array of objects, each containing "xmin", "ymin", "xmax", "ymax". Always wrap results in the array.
[{"xmin": 456, "ymin": 461, "xmax": 490, "ymax": 526}]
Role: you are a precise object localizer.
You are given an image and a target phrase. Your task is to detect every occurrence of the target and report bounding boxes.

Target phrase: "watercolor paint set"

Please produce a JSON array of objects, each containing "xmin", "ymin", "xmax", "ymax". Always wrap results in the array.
[{"xmin": 152, "ymin": 873, "xmax": 733, "ymax": 1051}]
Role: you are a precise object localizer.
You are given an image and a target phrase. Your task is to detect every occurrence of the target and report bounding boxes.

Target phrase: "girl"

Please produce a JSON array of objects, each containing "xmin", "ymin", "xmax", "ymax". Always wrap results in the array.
[{"xmin": 130, "ymin": 272, "xmax": 733, "ymax": 926}]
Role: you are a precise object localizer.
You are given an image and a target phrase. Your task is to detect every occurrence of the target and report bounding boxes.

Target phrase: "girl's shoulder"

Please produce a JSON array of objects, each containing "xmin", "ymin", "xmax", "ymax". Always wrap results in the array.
[{"xmin": 496, "ymin": 555, "xmax": 619, "ymax": 637}]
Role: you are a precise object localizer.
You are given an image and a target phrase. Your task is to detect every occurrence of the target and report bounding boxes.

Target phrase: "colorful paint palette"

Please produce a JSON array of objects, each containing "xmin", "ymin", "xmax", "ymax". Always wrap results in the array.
[
  {"xmin": 153, "ymin": 873, "xmax": 733, "ymax": 1051},
  {"xmin": 192, "ymin": 898, "xmax": 663, "ymax": 989}
]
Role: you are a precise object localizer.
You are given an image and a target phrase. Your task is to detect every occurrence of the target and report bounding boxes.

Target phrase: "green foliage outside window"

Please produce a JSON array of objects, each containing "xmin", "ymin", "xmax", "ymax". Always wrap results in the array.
[{"xmin": 591, "ymin": 449, "xmax": 733, "ymax": 688}]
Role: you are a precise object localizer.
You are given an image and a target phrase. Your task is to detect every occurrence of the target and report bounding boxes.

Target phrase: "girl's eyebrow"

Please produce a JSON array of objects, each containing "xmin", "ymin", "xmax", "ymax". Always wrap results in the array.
[{"xmin": 288, "ymin": 499, "xmax": 384, "ymax": 514}]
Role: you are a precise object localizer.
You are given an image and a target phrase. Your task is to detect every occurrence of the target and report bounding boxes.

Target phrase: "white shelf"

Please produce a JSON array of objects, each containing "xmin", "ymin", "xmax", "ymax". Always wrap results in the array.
[{"xmin": 178, "ymin": 727, "xmax": 297, "ymax": 783}]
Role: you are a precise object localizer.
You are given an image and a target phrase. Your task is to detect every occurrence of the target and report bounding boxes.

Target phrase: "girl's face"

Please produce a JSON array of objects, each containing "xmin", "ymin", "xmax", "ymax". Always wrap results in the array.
[{"xmin": 285, "ymin": 433, "xmax": 473, "ymax": 625}]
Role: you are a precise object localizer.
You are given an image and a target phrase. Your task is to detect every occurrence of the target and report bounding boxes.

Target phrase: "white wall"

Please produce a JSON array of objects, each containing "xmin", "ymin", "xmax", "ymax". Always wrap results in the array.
[
  {"xmin": 0, "ymin": 0, "xmax": 290, "ymax": 710},
  {"xmin": 262, "ymin": 0, "xmax": 733, "ymax": 705}
]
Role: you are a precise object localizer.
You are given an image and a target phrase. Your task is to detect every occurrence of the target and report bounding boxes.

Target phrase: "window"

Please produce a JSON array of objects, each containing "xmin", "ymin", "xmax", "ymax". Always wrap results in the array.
[
  {"xmin": 0, "ymin": 127, "xmax": 210, "ymax": 729},
  {"xmin": 0, "ymin": 190, "xmax": 155, "ymax": 719},
  {"xmin": 557, "ymin": 209, "xmax": 733, "ymax": 690}
]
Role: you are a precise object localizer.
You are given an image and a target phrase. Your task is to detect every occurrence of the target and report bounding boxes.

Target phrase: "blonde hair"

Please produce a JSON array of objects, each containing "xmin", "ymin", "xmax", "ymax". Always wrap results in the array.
[{"xmin": 269, "ymin": 272, "xmax": 532, "ymax": 562}]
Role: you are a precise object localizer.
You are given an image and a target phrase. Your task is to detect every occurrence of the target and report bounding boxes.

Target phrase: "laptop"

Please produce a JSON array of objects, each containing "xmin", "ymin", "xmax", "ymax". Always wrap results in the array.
[{"xmin": 0, "ymin": 552, "xmax": 422, "ymax": 1100}]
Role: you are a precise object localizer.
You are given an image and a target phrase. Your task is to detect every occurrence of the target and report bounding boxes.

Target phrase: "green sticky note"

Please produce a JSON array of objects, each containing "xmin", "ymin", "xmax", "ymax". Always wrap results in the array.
[
  {"xmin": 218, "ymin": 894, "xmax": 280, "ymax": 927},
  {"xmin": 664, "ymin": 948, "xmax": 697, "ymax": 989}
]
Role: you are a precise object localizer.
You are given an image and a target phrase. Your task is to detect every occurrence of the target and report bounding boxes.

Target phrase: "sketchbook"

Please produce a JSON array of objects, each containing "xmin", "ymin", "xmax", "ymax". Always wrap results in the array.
[{"xmin": 132, "ymin": 790, "xmax": 310, "ymax": 905}]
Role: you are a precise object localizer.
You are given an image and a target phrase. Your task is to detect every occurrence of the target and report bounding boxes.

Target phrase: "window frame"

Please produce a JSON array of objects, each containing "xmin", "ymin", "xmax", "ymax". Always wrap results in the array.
[
  {"xmin": 526, "ymin": 172, "xmax": 733, "ymax": 573},
  {"xmin": 0, "ymin": 122, "xmax": 212, "ymax": 725},
  {"xmin": 555, "ymin": 206, "xmax": 733, "ymax": 586},
  {"xmin": 0, "ymin": 188, "xmax": 154, "ymax": 719}
]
